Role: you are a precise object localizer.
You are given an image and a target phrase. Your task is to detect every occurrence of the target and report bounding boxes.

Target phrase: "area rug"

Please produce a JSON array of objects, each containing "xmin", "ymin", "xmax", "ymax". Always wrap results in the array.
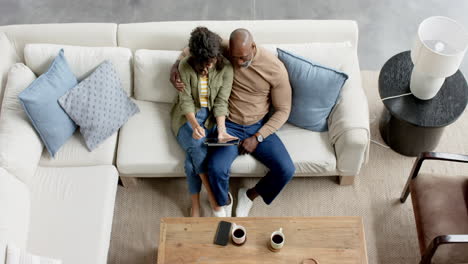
[{"xmin": 108, "ymin": 70, "xmax": 468, "ymax": 264}]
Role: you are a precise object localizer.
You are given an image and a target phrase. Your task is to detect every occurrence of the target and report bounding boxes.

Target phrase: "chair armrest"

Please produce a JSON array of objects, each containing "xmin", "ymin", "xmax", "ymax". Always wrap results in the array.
[
  {"xmin": 420, "ymin": 235, "xmax": 468, "ymax": 264},
  {"xmin": 400, "ymin": 152, "xmax": 468, "ymax": 202},
  {"xmin": 417, "ymin": 152, "xmax": 468, "ymax": 163},
  {"xmin": 328, "ymin": 52, "xmax": 370, "ymax": 176}
]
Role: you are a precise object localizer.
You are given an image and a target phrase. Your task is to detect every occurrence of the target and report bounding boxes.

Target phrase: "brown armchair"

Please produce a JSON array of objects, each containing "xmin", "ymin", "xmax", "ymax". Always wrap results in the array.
[{"xmin": 401, "ymin": 152, "xmax": 468, "ymax": 264}]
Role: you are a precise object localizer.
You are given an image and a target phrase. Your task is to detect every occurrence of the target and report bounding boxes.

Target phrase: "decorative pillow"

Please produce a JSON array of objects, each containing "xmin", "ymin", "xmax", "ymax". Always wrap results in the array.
[
  {"xmin": 0, "ymin": 64, "xmax": 43, "ymax": 183},
  {"xmin": 59, "ymin": 60, "xmax": 139, "ymax": 151},
  {"xmin": 277, "ymin": 48, "xmax": 348, "ymax": 132},
  {"xmin": 6, "ymin": 244, "xmax": 62, "ymax": 264},
  {"xmin": 0, "ymin": 32, "xmax": 20, "ymax": 112},
  {"xmin": 18, "ymin": 49, "xmax": 77, "ymax": 157},
  {"xmin": 134, "ymin": 49, "xmax": 180, "ymax": 103}
]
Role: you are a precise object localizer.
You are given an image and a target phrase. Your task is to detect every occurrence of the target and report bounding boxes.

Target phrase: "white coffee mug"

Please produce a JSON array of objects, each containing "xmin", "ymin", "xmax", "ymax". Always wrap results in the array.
[
  {"xmin": 270, "ymin": 227, "xmax": 285, "ymax": 250},
  {"xmin": 231, "ymin": 223, "xmax": 246, "ymax": 245}
]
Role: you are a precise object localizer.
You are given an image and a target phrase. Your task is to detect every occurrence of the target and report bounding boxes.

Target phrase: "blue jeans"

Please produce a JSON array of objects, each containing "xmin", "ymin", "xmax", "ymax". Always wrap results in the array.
[
  {"xmin": 176, "ymin": 108, "xmax": 215, "ymax": 194},
  {"xmin": 207, "ymin": 119, "xmax": 295, "ymax": 206}
]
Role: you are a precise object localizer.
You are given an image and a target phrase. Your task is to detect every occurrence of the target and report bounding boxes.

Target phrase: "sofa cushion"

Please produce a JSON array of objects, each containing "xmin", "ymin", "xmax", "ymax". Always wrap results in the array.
[
  {"xmin": 6, "ymin": 244, "xmax": 62, "ymax": 264},
  {"xmin": 0, "ymin": 23, "xmax": 117, "ymax": 61},
  {"xmin": 261, "ymin": 42, "xmax": 354, "ymax": 70},
  {"xmin": 24, "ymin": 44, "xmax": 133, "ymax": 95},
  {"xmin": 117, "ymin": 100, "xmax": 184, "ymax": 176},
  {"xmin": 26, "ymin": 166, "xmax": 118, "ymax": 264},
  {"xmin": 134, "ymin": 49, "xmax": 180, "ymax": 103},
  {"xmin": 19, "ymin": 49, "xmax": 78, "ymax": 157},
  {"xmin": 117, "ymin": 20, "xmax": 359, "ymax": 52},
  {"xmin": 410, "ymin": 174, "xmax": 468, "ymax": 263},
  {"xmin": 0, "ymin": 63, "xmax": 43, "ymax": 183},
  {"xmin": 117, "ymin": 100, "xmax": 337, "ymax": 176},
  {"xmin": 38, "ymin": 132, "xmax": 117, "ymax": 168},
  {"xmin": 133, "ymin": 44, "xmax": 353, "ymax": 104},
  {"xmin": 276, "ymin": 123, "xmax": 337, "ymax": 176},
  {"xmin": 59, "ymin": 61, "xmax": 139, "ymax": 151},
  {"xmin": 0, "ymin": 168, "xmax": 30, "ymax": 250},
  {"xmin": 277, "ymin": 48, "xmax": 348, "ymax": 132}
]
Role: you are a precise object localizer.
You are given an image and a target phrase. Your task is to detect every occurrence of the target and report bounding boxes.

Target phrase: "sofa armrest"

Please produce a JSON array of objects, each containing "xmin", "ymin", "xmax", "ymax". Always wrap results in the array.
[
  {"xmin": 328, "ymin": 52, "xmax": 370, "ymax": 177},
  {"xmin": 0, "ymin": 167, "xmax": 30, "ymax": 249},
  {"xmin": 0, "ymin": 32, "xmax": 20, "ymax": 114}
]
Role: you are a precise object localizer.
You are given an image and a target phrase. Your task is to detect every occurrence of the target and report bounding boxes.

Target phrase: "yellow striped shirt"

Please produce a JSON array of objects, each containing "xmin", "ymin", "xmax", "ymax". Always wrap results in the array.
[{"xmin": 199, "ymin": 76, "xmax": 208, "ymax": 107}]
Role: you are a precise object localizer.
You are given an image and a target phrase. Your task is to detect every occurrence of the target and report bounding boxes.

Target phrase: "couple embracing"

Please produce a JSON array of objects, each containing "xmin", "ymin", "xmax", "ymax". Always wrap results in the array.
[{"xmin": 170, "ymin": 26, "xmax": 295, "ymax": 217}]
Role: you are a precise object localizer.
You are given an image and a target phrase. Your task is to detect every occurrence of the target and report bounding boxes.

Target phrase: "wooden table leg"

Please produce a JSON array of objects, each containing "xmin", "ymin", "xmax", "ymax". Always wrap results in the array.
[{"xmin": 120, "ymin": 176, "xmax": 138, "ymax": 188}]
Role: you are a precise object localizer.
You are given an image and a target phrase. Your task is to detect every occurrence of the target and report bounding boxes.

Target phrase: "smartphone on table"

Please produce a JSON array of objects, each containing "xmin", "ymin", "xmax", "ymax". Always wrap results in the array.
[{"xmin": 214, "ymin": 221, "xmax": 232, "ymax": 246}]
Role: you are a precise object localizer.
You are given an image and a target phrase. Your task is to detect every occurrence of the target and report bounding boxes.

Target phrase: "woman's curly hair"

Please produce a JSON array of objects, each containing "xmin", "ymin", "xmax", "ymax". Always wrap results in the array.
[{"xmin": 188, "ymin": 27, "xmax": 225, "ymax": 74}]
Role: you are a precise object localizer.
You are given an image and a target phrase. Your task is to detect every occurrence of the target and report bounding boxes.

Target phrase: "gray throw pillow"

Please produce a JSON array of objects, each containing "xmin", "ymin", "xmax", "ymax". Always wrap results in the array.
[{"xmin": 59, "ymin": 60, "xmax": 139, "ymax": 151}]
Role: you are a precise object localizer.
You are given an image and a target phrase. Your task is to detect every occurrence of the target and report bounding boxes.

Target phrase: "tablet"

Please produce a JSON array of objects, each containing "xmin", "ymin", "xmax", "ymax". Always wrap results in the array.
[{"xmin": 204, "ymin": 138, "xmax": 240, "ymax": 146}]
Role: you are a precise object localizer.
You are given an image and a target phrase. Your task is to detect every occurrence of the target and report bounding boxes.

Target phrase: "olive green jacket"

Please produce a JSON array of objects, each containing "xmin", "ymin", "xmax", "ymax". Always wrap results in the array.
[{"xmin": 171, "ymin": 56, "xmax": 234, "ymax": 136}]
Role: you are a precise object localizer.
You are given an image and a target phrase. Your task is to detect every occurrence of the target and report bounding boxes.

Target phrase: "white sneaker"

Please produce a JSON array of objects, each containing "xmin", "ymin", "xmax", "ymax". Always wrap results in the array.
[
  {"xmin": 223, "ymin": 192, "xmax": 233, "ymax": 217},
  {"xmin": 212, "ymin": 208, "xmax": 226, "ymax": 217},
  {"xmin": 236, "ymin": 188, "xmax": 253, "ymax": 217}
]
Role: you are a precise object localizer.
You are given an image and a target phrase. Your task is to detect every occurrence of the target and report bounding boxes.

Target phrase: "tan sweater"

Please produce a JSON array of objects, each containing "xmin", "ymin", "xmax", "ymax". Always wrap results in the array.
[{"xmin": 228, "ymin": 47, "xmax": 292, "ymax": 138}]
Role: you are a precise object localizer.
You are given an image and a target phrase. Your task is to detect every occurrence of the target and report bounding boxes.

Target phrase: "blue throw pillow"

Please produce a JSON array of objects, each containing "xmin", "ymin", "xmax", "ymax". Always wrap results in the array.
[
  {"xmin": 19, "ymin": 49, "xmax": 78, "ymax": 157},
  {"xmin": 277, "ymin": 48, "xmax": 348, "ymax": 132}
]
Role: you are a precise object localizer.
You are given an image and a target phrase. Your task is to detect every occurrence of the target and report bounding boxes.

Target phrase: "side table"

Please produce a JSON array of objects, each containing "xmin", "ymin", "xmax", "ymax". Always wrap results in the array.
[{"xmin": 379, "ymin": 51, "xmax": 468, "ymax": 156}]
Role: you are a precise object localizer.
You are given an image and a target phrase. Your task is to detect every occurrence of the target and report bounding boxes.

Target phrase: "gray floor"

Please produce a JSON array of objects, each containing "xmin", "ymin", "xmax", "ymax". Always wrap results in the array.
[{"xmin": 1, "ymin": 0, "xmax": 467, "ymax": 73}]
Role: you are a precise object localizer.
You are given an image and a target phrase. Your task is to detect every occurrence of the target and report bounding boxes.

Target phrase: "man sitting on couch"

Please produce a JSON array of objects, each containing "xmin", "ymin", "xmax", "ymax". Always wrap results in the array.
[{"xmin": 170, "ymin": 28, "xmax": 295, "ymax": 217}]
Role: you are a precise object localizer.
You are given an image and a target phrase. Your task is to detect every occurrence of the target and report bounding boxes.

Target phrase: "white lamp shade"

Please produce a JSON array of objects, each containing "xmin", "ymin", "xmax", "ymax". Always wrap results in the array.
[{"xmin": 411, "ymin": 16, "xmax": 468, "ymax": 77}]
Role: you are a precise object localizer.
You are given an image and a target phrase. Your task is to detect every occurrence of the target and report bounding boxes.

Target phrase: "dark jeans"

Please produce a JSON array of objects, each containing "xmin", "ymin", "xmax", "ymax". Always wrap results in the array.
[
  {"xmin": 208, "ymin": 119, "xmax": 295, "ymax": 206},
  {"xmin": 176, "ymin": 108, "xmax": 215, "ymax": 194}
]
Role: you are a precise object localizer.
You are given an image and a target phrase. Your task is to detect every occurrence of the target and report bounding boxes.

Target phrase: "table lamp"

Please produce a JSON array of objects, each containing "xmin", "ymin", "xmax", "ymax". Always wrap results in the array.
[{"xmin": 410, "ymin": 16, "xmax": 468, "ymax": 100}]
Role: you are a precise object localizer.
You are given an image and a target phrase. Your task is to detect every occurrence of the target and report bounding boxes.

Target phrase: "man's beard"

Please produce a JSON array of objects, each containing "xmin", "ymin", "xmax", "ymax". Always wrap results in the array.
[{"xmin": 240, "ymin": 60, "xmax": 252, "ymax": 68}]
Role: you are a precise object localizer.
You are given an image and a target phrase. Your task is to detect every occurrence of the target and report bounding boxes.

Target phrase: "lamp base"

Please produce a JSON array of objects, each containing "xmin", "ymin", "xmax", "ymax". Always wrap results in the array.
[{"xmin": 410, "ymin": 70, "xmax": 445, "ymax": 100}]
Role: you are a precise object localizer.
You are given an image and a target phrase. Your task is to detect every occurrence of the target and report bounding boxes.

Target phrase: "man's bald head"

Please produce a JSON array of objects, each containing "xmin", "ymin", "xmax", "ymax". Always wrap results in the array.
[
  {"xmin": 229, "ymin": 28, "xmax": 256, "ymax": 68},
  {"xmin": 229, "ymin": 28, "xmax": 253, "ymax": 48}
]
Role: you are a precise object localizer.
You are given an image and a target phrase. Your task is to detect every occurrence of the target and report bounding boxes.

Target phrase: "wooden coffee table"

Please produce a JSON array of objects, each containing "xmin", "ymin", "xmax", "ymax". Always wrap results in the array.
[{"xmin": 158, "ymin": 217, "xmax": 368, "ymax": 264}]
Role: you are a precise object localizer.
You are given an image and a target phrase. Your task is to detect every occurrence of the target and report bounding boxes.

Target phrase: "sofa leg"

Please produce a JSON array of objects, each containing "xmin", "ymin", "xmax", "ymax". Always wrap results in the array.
[
  {"xmin": 338, "ymin": 176, "xmax": 355, "ymax": 186},
  {"xmin": 120, "ymin": 176, "xmax": 138, "ymax": 188}
]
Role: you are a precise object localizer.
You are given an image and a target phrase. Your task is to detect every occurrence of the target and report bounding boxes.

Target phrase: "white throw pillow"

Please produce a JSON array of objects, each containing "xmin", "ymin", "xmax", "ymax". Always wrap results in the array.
[
  {"xmin": 0, "ymin": 63, "xmax": 43, "ymax": 183},
  {"xmin": 0, "ymin": 32, "xmax": 20, "ymax": 113},
  {"xmin": 23, "ymin": 44, "xmax": 133, "ymax": 95},
  {"xmin": 0, "ymin": 168, "xmax": 30, "ymax": 250},
  {"xmin": 261, "ymin": 42, "xmax": 354, "ymax": 70},
  {"xmin": 134, "ymin": 49, "xmax": 180, "ymax": 103},
  {"xmin": 6, "ymin": 244, "xmax": 61, "ymax": 264}
]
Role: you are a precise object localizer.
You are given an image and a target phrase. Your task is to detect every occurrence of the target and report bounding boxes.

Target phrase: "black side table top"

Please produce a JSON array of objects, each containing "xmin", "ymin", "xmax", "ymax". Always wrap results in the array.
[{"xmin": 379, "ymin": 51, "xmax": 468, "ymax": 128}]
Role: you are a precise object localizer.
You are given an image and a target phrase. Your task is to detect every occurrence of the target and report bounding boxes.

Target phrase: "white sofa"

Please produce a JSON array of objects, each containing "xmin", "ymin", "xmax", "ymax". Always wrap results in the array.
[{"xmin": 0, "ymin": 20, "xmax": 369, "ymax": 263}]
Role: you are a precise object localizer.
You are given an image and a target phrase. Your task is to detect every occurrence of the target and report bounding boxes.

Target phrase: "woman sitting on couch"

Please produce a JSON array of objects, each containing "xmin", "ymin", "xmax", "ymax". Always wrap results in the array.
[{"xmin": 171, "ymin": 27, "xmax": 237, "ymax": 217}]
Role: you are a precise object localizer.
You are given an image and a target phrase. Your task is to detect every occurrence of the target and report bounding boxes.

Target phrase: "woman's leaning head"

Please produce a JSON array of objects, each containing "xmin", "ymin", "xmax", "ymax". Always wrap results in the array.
[{"xmin": 188, "ymin": 27, "xmax": 224, "ymax": 75}]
